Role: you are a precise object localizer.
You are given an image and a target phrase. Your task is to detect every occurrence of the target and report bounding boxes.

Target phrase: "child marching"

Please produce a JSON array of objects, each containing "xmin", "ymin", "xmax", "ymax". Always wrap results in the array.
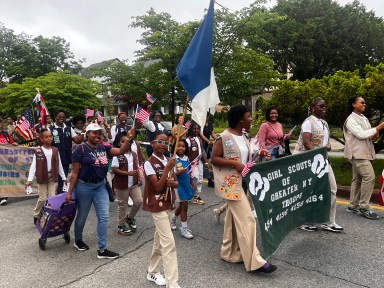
[
  {"xmin": 26, "ymin": 128, "xmax": 67, "ymax": 224},
  {"xmin": 170, "ymin": 139, "xmax": 195, "ymax": 239}
]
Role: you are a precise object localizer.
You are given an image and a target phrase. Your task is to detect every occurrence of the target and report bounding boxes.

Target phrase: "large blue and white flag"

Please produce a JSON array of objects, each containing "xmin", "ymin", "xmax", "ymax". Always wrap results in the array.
[{"xmin": 176, "ymin": 0, "xmax": 220, "ymax": 128}]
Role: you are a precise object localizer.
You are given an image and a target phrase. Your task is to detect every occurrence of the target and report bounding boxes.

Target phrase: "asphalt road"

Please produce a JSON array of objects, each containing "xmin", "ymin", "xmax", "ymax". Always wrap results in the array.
[{"xmin": 1, "ymin": 184, "xmax": 383, "ymax": 288}]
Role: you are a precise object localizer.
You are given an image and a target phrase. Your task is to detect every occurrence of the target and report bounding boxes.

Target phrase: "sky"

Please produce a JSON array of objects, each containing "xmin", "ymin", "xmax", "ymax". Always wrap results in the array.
[{"xmin": 1, "ymin": 0, "xmax": 383, "ymax": 67}]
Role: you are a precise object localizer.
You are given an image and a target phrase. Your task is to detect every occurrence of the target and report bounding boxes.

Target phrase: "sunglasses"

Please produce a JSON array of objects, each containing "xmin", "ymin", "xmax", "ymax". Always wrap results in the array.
[
  {"xmin": 316, "ymin": 104, "xmax": 327, "ymax": 109},
  {"xmin": 152, "ymin": 140, "xmax": 170, "ymax": 146},
  {"xmin": 358, "ymin": 101, "xmax": 366, "ymax": 104}
]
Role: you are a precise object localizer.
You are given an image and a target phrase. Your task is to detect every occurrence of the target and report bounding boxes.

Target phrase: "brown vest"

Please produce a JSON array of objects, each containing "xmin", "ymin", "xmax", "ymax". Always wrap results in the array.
[
  {"xmin": 112, "ymin": 152, "xmax": 139, "ymax": 189},
  {"xmin": 143, "ymin": 156, "xmax": 176, "ymax": 212},
  {"xmin": 188, "ymin": 136, "xmax": 202, "ymax": 162},
  {"xmin": 35, "ymin": 147, "xmax": 59, "ymax": 184}
]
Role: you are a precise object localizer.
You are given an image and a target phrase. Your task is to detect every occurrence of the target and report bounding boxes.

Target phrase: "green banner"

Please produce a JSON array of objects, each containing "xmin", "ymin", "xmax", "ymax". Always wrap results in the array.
[{"xmin": 245, "ymin": 147, "xmax": 331, "ymax": 259}]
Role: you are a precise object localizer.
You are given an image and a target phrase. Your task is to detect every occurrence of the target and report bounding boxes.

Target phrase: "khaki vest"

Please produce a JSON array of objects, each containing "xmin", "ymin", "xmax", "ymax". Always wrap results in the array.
[
  {"xmin": 294, "ymin": 116, "xmax": 329, "ymax": 154},
  {"xmin": 143, "ymin": 156, "xmax": 176, "ymax": 212},
  {"xmin": 343, "ymin": 113, "xmax": 375, "ymax": 160},
  {"xmin": 212, "ymin": 129, "xmax": 251, "ymax": 201},
  {"xmin": 188, "ymin": 136, "xmax": 202, "ymax": 162},
  {"xmin": 35, "ymin": 147, "xmax": 59, "ymax": 184}
]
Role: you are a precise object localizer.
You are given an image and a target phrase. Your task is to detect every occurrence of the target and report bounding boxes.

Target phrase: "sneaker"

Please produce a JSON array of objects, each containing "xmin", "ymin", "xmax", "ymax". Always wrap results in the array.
[
  {"xmin": 213, "ymin": 208, "xmax": 221, "ymax": 223},
  {"xmin": 126, "ymin": 216, "xmax": 137, "ymax": 230},
  {"xmin": 147, "ymin": 273, "xmax": 166, "ymax": 286},
  {"xmin": 321, "ymin": 223, "xmax": 343, "ymax": 232},
  {"xmin": 347, "ymin": 206, "xmax": 360, "ymax": 213},
  {"xmin": 193, "ymin": 195, "xmax": 205, "ymax": 204},
  {"xmin": 0, "ymin": 198, "xmax": 8, "ymax": 206},
  {"xmin": 359, "ymin": 208, "xmax": 379, "ymax": 220},
  {"xmin": 128, "ymin": 197, "xmax": 133, "ymax": 207},
  {"xmin": 180, "ymin": 227, "xmax": 194, "ymax": 239},
  {"xmin": 208, "ymin": 179, "xmax": 215, "ymax": 188},
  {"xmin": 118, "ymin": 225, "xmax": 133, "ymax": 236},
  {"xmin": 170, "ymin": 215, "xmax": 177, "ymax": 230},
  {"xmin": 74, "ymin": 239, "xmax": 89, "ymax": 251},
  {"xmin": 97, "ymin": 249, "xmax": 119, "ymax": 259},
  {"xmin": 299, "ymin": 224, "xmax": 318, "ymax": 232},
  {"xmin": 256, "ymin": 262, "xmax": 277, "ymax": 273}
]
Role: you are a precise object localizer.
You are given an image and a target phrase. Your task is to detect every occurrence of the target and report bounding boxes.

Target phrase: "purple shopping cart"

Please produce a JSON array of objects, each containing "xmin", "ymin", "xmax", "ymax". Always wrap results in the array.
[{"xmin": 35, "ymin": 193, "xmax": 76, "ymax": 250}]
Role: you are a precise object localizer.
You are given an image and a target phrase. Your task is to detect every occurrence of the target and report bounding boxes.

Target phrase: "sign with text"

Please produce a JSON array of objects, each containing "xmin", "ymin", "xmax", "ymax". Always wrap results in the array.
[
  {"xmin": 0, "ymin": 144, "xmax": 38, "ymax": 197},
  {"xmin": 245, "ymin": 147, "xmax": 331, "ymax": 259}
]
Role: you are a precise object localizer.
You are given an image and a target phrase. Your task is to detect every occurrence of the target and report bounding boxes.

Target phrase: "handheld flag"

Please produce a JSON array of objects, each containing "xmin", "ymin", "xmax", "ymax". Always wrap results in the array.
[
  {"xmin": 146, "ymin": 93, "xmax": 157, "ymax": 104},
  {"xmin": 33, "ymin": 92, "xmax": 49, "ymax": 124},
  {"xmin": 184, "ymin": 120, "xmax": 192, "ymax": 130},
  {"xmin": 135, "ymin": 105, "xmax": 150, "ymax": 124},
  {"xmin": 241, "ymin": 152, "xmax": 259, "ymax": 177},
  {"xmin": 96, "ymin": 111, "xmax": 104, "ymax": 123},
  {"xmin": 16, "ymin": 106, "xmax": 34, "ymax": 140},
  {"xmin": 176, "ymin": 0, "xmax": 220, "ymax": 128},
  {"xmin": 85, "ymin": 109, "xmax": 94, "ymax": 119}
]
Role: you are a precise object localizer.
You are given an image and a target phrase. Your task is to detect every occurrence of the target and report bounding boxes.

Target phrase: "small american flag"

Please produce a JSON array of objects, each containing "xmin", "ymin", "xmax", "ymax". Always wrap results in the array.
[
  {"xmin": 146, "ymin": 93, "xmax": 157, "ymax": 104},
  {"xmin": 184, "ymin": 120, "xmax": 192, "ymax": 129},
  {"xmin": 16, "ymin": 106, "xmax": 34, "ymax": 140},
  {"xmin": 85, "ymin": 108, "xmax": 94, "ymax": 118},
  {"xmin": 135, "ymin": 105, "xmax": 150, "ymax": 124},
  {"xmin": 241, "ymin": 152, "xmax": 259, "ymax": 177},
  {"xmin": 138, "ymin": 164, "xmax": 144, "ymax": 172},
  {"xmin": 96, "ymin": 112, "xmax": 104, "ymax": 123}
]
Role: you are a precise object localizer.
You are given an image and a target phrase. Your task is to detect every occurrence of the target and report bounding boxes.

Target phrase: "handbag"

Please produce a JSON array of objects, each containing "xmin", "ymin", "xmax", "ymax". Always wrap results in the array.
[{"xmin": 105, "ymin": 178, "xmax": 115, "ymax": 202}]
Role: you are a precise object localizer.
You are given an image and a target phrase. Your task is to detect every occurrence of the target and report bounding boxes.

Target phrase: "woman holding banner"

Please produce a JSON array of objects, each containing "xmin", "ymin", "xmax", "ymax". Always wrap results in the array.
[
  {"xmin": 211, "ymin": 105, "xmax": 277, "ymax": 273},
  {"xmin": 294, "ymin": 97, "xmax": 343, "ymax": 232}
]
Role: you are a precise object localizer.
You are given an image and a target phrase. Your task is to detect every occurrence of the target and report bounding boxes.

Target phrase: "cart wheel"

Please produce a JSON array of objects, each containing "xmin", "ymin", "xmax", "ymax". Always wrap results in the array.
[
  {"xmin": 63, "ymin": 233, "xmax": 70, "ymax": 244},
  {"xmin": 39, "ymin": 238, "xmax": 46, "ymax": 251}
]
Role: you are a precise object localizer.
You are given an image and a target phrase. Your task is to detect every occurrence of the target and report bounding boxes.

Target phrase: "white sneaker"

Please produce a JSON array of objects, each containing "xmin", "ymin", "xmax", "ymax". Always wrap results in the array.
[
  {"xmin": 0, "ymin": 198, "xmax": 8, "ymax": 206},
  {"xmin": 128, "ymin": 197, "xmax": 133, "ymax": 207},
  {"xmin": 147, "ymin": 273, "xmax": 166, "ymax": 286},
  {"xmin": 180, "ymin": 227, "xmax": 194, "ymax": 239},
  {"xmin": 170, "ymin": 215, "xmax": 177, "ymax": 230}
]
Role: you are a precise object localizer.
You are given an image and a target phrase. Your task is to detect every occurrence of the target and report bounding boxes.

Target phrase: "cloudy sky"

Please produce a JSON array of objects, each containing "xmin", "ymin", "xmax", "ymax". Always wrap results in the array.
[{"xmin": 1, "ymin": 0, "xmax": 383, "ymax": 67}]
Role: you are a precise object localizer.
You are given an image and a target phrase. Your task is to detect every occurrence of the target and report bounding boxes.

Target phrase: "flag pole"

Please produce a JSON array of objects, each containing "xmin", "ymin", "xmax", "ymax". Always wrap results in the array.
[{"xmin": 165, "ymin": 95, "xmax": 189, "ymax": 201}]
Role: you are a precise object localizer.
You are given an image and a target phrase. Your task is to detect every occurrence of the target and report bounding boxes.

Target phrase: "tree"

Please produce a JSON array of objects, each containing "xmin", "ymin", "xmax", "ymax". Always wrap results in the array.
[
  {"xmin": 258, "ymin": 0, "xmax": 384, "ymax": 80},
  {"xmin": 0, "ymin": 71, "xmax": 101, "ymax": 117},
  {"xmin": 0, "ymin": 23, "xmax": 83, "ymax": 83}
]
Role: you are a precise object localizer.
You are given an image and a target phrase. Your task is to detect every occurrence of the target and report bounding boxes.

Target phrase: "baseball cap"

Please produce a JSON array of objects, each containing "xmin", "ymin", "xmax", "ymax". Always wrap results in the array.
[{"xmin": 86, "ymin": 123, "xmax": 102, "ymax": 132}]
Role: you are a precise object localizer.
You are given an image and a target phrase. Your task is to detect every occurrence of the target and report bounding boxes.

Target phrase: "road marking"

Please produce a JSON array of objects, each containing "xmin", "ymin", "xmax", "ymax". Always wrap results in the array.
[{"xmin": 337, "ymin": 199, "xmax": 384, "ymax": 211}]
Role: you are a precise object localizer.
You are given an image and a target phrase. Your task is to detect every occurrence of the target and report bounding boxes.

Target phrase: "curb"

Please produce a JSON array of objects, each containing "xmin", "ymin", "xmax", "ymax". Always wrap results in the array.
[{"xmin": 337, "ymin": 185, "xmax": 381, "ymax": 205}]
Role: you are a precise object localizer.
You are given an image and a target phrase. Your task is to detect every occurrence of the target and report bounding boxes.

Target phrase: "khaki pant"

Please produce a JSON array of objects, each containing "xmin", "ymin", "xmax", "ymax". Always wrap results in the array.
[
  {"xmin": 33, "ymin": 175, "xmax": 57, "ymax": 217},
  {"xmin": 148, "ymin": 210, "xmax": 179, "ymax": 288},
  {"xmin": 221, "ymin": 195, "xmax": 266, "ymax": 272},
  {"xmin": 348, "ymin": 159, "xmax": 375, "ymax": 210},
  {"xmin": 115, "ymin": 185, "xmax": 143, "ymax": 226}
]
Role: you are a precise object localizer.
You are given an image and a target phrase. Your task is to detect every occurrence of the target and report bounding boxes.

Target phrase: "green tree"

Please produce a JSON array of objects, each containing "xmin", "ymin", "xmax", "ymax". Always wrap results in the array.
[
  {"xmin": 260, "ymin": 0, "xmax": 384, "ymax": 80},
  {"xmin": 0, "ymin": 71, "xmax": 101, "ymax": 117}
]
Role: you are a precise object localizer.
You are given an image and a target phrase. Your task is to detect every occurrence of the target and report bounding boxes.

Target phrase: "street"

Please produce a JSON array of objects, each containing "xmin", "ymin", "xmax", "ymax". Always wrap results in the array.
[{"xmin": 0, "ymin": 183, "xmax": 383, "ymax": 288}]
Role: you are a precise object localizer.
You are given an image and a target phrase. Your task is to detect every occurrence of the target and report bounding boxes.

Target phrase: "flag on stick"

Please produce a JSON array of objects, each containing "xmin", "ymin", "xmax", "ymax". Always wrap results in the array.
[
  {"xmin": 135, "ymin": 105, "xmax": 150, "ymax": 124},
  {"xmin": 176, "ymin": 0, "xmax": 220, "ymax": 128},
  {"xmin": 85, "ymin": 109, "xmax": 94, "ymax": 119},
  {"xmin": 16, "ymin": 106, "xmax": 34, "ymax": 140},
  {"xmin": 146, "ymin": 93, "xmax": 157, "ymax": 104},
  {"xmin": 241, "ymin": 152, "xmax": 259, "ymax": 177},
  {"xmin": 96, "ymin": 112, "xmax": 104, "ymax": 123},
  {"xmin": 184, "ymin": 120, "xmax": 192, "ymax": 130}
]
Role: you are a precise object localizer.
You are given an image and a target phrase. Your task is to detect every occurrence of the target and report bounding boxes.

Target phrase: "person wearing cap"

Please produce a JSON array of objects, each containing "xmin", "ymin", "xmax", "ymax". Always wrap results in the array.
[
  {"xmin": 50, "ymin": 109, "xmax": 85, "ymax": 194},
  {"xmin": 110, "ymin": 112, "xmax": 134, "ymax": 144},
  {"xmin": 143, "ymin": 110, "xmax": 170, "ymax": 157},
  {"xmin": 66, "ymin": 123, "xmax": 135, "ymax": 259}
]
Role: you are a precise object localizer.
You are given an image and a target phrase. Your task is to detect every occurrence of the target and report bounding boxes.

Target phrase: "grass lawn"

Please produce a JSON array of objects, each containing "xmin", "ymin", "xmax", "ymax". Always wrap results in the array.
[{"xmin": 330, "ymin": 156, "xmax": 383, "ymax": 189}]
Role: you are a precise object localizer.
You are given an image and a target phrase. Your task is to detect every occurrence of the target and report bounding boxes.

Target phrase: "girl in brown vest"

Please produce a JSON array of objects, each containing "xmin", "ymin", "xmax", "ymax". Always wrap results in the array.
[
  {"xmin": 143, "ymin": 131, "xmax": 180, "ymax": 288},
  {"xmin": 111, "ymin": 131, "xmax": 143, "ymax": 236},
  {"xmin": 26, "ymin": 129, "xmax": 67, "ymax": 224}
]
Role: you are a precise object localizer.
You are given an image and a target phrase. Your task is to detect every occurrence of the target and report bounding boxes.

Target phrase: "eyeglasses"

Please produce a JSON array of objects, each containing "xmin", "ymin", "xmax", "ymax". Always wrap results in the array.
[
  {"xmin": 152, "ymin": 140, "xmax": 170, "ymax": 146},
  {"xmin": 316, "ymin": 104, "xmax": 327, "ymax": 108},
  {"xmin": 358, "ymin": 101, "xmax": 366, "ymax": 105}
]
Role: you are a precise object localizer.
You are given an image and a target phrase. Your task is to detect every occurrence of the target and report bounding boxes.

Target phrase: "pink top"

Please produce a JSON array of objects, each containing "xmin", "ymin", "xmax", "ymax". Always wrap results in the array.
[{"xmin": 258, "ymin": 122, "xmax": 284, "ymax": 148}]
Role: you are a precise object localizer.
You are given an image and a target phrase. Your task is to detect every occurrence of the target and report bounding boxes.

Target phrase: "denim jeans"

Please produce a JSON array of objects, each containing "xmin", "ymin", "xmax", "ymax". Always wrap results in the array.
[
  {"xmin": 74, "ymin": 179, "xmax": 109, "ymax": 250},
  {"xmin": 262, "ymin": 146, "xmax": 279, "ymax": 162}
]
